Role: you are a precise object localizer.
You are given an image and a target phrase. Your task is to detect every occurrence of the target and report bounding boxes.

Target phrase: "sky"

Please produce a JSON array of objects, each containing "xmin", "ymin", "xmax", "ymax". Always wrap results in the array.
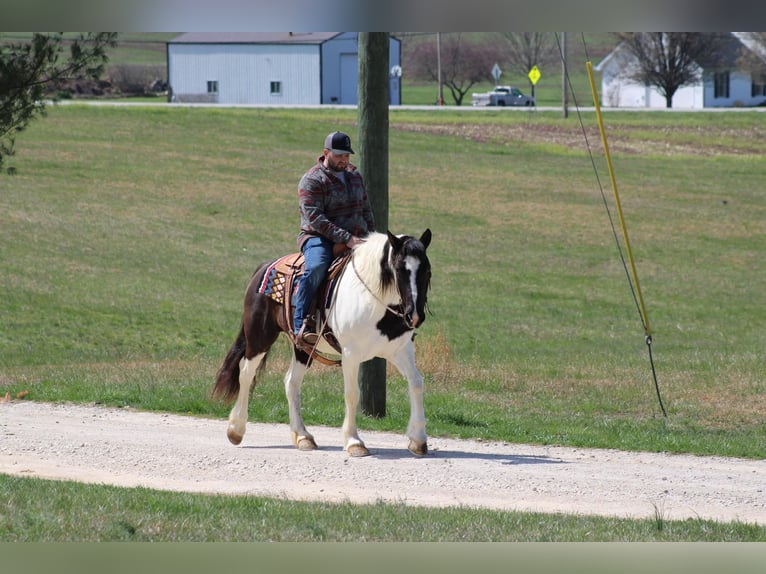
[{"xmin": 5, "ymin": 0, "xmax": 765, "ymax": 33}]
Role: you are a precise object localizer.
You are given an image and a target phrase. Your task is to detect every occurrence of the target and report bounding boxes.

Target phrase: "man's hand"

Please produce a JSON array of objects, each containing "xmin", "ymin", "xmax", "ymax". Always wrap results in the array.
[{"xmin": 345, "ymin": 237, "xmax": 364, "ymax": 249}]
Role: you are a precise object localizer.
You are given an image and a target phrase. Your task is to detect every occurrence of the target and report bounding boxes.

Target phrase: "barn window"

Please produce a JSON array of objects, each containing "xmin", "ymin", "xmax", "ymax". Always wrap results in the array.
[
  {"xmin": 207, "ymin": 81, "xmax": 219, "ymax": 94},
  {"xmin": 713, "ymin": 71, "xmax": 730, "ymax": 99},
  {"xmin": 270, "ymin": 81, "xmax": 282, "ymax": 96}
]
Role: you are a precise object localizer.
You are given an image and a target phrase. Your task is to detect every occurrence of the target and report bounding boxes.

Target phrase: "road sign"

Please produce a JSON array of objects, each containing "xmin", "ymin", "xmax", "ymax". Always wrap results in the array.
[
  {"xmin": 491, "ymin": 63, "xmax": 502, "ymax": 83},
  {"xmin": 528, "ymin": 65, "xmax": 541, "ymax": 85}
]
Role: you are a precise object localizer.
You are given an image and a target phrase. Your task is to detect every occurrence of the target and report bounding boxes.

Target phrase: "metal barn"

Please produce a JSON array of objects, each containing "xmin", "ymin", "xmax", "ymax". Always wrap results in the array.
[{"xmin": 167, "ymin": 32, "xmax": 402, "ymax": 105}]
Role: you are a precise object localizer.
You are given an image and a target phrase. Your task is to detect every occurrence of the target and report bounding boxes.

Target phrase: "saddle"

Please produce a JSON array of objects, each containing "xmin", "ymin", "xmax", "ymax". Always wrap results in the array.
[{"xmin": 257, "ymin": 250, "xmax": 352, "ymax": 363}]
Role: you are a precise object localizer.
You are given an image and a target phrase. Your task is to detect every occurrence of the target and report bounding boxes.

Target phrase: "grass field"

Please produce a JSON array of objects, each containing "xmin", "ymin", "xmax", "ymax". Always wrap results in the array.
[
  {"xmin": 2, "ymin": 472, "xmax": 763, "ymax": 542},
  {"xmin": 1, "ymin": 103, "xmax": 765, "ymax": 540}
]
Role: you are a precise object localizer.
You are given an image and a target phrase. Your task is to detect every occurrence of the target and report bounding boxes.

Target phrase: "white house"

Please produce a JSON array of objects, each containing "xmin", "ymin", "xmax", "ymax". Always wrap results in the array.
[
  {"xmin": 167, "ymin": 32, "xmax": 402, "ymax": 105},
  {"xmin": 595, "ymin": 33, "xmax": 766, "ymax": 109}
]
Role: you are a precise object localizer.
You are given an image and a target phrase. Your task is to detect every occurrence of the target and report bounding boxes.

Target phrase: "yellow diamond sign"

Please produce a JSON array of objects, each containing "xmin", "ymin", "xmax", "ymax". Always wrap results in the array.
[{"xmin": 528, "ymin": 65, "xmax": 541, "ymax": 86}]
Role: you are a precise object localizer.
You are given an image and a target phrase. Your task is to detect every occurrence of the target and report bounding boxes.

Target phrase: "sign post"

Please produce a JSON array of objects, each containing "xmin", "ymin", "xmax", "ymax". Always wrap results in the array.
[
  {"xmin": 491, "ymin": 62, "xmax": 502, "ymax": 85},
  {"xmin": 527, "ymin": 65, "xmax": 541, "ymax": 104}
]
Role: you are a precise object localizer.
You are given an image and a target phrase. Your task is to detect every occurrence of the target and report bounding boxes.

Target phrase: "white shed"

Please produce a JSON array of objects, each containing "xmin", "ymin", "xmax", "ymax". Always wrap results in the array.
[{"xmin": 167, "ymin": 32, "xmax": 402, "ymax": 105}]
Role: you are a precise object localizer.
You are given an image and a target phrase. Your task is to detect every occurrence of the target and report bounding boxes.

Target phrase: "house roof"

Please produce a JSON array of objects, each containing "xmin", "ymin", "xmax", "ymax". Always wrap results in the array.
[
  {"xmin": 593, "ymin": 42, "xmax": 624, "ymax": 72},
  {"xmin": 695, "ymin": 33, "xmax": 748, "ymax": 69},
  {"xmin": 733, "ymin": 32, "xmax": 766, "ymax": 64},
  {"xmin": 169, "ymin": 32, "xmax": 342, "ymax": 45}
]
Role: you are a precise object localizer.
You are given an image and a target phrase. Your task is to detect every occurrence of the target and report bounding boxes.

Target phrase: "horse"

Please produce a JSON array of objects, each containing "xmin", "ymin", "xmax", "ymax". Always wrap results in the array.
[{"xmin": 212, "ymin": 229, "xmax": 432, "ymax": 457}]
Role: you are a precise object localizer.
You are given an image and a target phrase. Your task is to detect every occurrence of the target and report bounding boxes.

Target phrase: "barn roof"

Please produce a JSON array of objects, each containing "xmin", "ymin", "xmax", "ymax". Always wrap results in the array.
[{"xmin": 169, "ymin": 32, "xmax": 342, "ymax": 45}]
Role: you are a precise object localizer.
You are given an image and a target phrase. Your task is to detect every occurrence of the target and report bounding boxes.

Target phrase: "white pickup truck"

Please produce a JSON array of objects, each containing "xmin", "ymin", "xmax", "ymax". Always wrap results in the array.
[{"xmin": 471, "ymin": 86, "xmax": 535, "ymax": 107}]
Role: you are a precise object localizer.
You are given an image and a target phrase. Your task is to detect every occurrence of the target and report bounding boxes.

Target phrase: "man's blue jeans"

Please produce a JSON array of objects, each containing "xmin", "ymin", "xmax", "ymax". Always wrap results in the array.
[{"xmin": 293, "ymin": 236, "xmax": 334, "ymax": 335}]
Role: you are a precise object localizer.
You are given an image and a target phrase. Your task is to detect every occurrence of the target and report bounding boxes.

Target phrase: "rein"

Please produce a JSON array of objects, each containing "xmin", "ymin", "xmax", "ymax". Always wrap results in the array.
[{"xmin": 350, "ymin": 254, "xmax": 411, "ymax": 327}]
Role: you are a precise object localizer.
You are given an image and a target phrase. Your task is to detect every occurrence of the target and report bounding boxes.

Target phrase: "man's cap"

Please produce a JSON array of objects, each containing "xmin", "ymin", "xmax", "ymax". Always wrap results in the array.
[{"xmin": 324, "ymin": 131, "xmax": 354, "ymax": 155}]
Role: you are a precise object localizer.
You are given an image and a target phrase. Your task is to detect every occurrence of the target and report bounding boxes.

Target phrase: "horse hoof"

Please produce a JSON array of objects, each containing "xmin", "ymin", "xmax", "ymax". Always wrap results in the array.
[
  {"xmin": 347, "ymin": 443, "xmax": 371, "ymax": 457},
  {"xmin": 297, "ymin": 438, "xmax": 318, "ymax": 451},
  {"xmin": 293, "ymin": 433, "xmax": 318, "ymax": 451},
  {"xmin": 227, "ymin": 428, "xmax": 243, "ymax": 445},
  {"xmin": 408, "ymin": 440, "xmax": 427, "ymax": 456}
]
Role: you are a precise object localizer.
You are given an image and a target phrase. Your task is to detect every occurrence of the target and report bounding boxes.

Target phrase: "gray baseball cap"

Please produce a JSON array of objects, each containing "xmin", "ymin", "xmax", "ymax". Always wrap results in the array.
[{"xmin": 324, "ymin": 131, "xmax": 354, "ymax": 155}]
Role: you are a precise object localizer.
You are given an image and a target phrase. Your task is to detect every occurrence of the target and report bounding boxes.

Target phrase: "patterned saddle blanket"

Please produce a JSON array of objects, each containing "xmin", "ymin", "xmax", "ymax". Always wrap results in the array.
[{"xmin": 257, "ymin": 252, "xmax": 304, "ymax": 306}]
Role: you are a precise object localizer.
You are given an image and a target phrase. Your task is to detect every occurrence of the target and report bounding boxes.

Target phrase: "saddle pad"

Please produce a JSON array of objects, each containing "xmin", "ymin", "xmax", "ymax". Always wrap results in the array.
[{"xmin": 257, "ymin": 252, "xmax": 303, "ymax": 305}]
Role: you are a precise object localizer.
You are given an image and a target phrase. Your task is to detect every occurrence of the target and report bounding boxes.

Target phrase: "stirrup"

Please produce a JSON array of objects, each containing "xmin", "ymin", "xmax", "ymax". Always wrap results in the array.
[{"xmin": 295, "ymin": 320, "xmax": 319, "ymax": 349}]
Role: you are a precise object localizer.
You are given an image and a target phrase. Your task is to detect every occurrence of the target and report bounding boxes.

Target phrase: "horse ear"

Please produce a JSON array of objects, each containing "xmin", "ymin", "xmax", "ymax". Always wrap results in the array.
[
  {"xmin": 420, "ymin": 228, "xmax": 432, "ymax": 250},
  {"xmin": 387, "ymin": 230, "xmax": 404, "ymax": 252}
]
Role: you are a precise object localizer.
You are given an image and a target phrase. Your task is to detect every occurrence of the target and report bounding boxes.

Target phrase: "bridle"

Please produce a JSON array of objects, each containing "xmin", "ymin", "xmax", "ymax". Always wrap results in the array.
[{"xmin": 350, "ymin": 254, "xmax": 414, "ymax": 328}]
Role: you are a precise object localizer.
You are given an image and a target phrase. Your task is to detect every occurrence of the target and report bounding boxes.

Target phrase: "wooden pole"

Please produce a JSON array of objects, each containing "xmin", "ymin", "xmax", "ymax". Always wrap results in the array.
[
  {"xmin": 357, "ymin": 32, "xmax": 390, "ymax": 417},
  {"xmin": 437, "ymin": 32, "xmax": 443, "ymax": 105},
  {"xmin": 562, "ymin": 32, "xmax": 569, "ymax": 118}
]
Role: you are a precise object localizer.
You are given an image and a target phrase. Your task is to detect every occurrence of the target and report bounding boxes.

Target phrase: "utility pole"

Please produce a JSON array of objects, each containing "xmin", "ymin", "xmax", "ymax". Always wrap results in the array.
[
  {"xmin": 357, "ymin": 32, "xmax": 389, "ymax": 417},
  {"xmin": 561, "ymin": 32, "xmax": 569, "ymax": 118},
  {"xmin": 437, "ymin": 32, "xmax": 443, "ymax": 105}
]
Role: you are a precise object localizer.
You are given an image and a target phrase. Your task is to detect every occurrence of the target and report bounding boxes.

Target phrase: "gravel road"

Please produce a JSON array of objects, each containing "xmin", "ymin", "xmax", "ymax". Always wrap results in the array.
[{"xmin": 1, "ymin": 401, "xmax": 764, "ymax": 525}]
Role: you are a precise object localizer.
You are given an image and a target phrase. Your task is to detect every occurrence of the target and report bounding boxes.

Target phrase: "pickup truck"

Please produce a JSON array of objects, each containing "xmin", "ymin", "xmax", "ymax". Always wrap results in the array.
[{"xmin": 471, "ymin": 86, "xmax": 535, "ymax": 107}]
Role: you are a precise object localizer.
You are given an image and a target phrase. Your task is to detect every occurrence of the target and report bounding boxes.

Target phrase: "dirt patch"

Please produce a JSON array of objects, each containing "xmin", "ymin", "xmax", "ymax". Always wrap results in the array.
[
  {"xmin": 2, "ymin": 401, "xmax": 764, "ymax": 525},
  {"xmin": 394, "ymin": 120, "xmax": 765, "ymax": 157}
]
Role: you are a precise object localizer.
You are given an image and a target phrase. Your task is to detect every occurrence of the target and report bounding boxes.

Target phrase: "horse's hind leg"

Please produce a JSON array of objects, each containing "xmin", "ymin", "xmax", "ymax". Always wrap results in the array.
[
  {"xmin": 284, "ymin": 352, "xmax": 317, "ymax": 450},
  {"xmin": 227, "ymin": 352, "xmax": 267, "ymax": 445}
]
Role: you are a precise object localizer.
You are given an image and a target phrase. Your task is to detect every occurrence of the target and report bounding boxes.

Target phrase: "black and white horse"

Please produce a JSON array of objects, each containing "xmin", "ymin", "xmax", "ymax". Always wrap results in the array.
[{"xmin": 213, "ymin": 230, "xmax": 432, "ymax": 457}]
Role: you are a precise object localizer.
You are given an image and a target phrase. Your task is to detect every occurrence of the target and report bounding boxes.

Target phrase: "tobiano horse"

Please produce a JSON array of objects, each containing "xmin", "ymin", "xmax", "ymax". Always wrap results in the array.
[{"xmin": 212, "ymin": 229, "xmax": 432, "ymax": 457}]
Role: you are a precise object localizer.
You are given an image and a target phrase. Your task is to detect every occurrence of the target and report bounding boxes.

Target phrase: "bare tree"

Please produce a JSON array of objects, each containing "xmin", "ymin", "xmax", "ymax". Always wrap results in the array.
[
  {"xmin": 406, "ymin": 33, "xmax": 503, "ymax": 106},
  {"xmin": 497, "ymin": 32, "xmax": 558, "ymax": 98},
  {"xmin": 614, "ymin": 32, "xmax": 733, "ymax": 108}
]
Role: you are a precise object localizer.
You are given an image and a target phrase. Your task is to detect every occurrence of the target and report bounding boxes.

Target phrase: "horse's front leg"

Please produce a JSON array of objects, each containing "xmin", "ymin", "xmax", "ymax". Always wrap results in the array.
[
  {"xmin": 284, "ymin": 351, "xmax": 317, "ymax": 450},
  {"xmin": 227, "ymin": 352, "xmax": 266, "ymax": 445},
  {"xmin": 389, "ymin": 342, "xmax": 428, "ymax": 456},
  {"xmin": 341, "ymin": 358, "xmax": 370, "ymax": 457}
]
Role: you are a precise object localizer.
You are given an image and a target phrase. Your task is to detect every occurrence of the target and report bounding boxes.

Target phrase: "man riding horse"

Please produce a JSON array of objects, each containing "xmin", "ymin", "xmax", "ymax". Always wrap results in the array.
[
  {"xmin": 292, "ymin": 131, "xmax": 376, "ymax": 350},
  {"xmin": 214, "ymin": 130, "xmax": 431, "ymax": 455}
]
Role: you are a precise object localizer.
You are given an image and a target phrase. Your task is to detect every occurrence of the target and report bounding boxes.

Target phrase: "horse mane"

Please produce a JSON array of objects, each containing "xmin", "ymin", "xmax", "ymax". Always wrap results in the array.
[{"xmin": 350, "ymin": 232, "xmax": 397, "ymax": 300}]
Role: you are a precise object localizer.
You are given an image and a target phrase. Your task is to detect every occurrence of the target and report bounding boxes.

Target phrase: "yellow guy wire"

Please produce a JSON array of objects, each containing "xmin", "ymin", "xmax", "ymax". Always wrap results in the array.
[{"xmin": 585, "ymin": 61, "xmax": 652, "ymax": 339}]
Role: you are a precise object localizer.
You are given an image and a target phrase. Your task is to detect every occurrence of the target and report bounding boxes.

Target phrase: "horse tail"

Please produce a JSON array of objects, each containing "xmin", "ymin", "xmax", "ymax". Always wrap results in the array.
[
  {"xmin": 212, "ymin": 323, "xmax": 247, "ymax": 403},
  {"xmin": 212, "ymin": 261, "xmax": 273, "ymax": 403}
]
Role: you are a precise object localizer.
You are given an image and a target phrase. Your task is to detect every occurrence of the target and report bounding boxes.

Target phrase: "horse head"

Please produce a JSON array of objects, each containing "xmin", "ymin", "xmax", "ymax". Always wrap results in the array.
[{"xmin": 386, "ymin": 229, "xmax": 432, "ymax": 329}]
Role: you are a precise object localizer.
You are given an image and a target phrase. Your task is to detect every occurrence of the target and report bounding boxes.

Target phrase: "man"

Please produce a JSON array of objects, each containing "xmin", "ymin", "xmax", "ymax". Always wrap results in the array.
[{"xmin": 293, "ymin": 131, "xmax": 376, "ymax": 348}]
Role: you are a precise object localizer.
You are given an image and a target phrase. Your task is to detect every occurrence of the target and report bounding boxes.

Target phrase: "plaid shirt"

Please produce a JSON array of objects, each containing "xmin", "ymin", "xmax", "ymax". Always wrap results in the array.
[{"xmin": 297, "ymin": 156, "xmax": 375, "ymax": 248}]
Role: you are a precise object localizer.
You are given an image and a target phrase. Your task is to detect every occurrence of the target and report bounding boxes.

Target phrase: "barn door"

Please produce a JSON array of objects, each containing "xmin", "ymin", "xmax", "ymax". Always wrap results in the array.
[{"xmin": 340, "ymin": 53, "xmax": 358, "ymax": 105}]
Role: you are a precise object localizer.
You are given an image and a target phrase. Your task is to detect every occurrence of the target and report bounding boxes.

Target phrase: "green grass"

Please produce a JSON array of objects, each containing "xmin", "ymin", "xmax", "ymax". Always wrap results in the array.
[
  {"xmin": 1, "ymin": 104, "xmax": 765, "ymax": 540},
  {"xmin": 2, "ymin": 474, "xmax": 763, "ymax": 541}
]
